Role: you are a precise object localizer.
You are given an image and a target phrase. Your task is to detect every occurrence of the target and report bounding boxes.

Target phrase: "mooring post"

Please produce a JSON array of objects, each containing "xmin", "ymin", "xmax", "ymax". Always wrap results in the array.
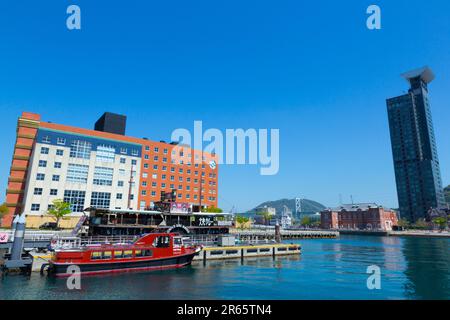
[
  {"xmin": 275, "ymin": 222, "xmax": 281, "ymax": 243},
  {"xmin": 10, "ymin": 214, "xmax": 26, "ymax": 261}
]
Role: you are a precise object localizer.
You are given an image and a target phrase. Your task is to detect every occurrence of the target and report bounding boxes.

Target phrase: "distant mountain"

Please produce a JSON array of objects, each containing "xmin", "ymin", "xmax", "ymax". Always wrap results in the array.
[
  {"xmin": 249, "ymin": 198, "xmax": 326, "ymax": 215},
  {"xmin": 445, "ymin": 185, "xmax": 450, "ymax": 205}
]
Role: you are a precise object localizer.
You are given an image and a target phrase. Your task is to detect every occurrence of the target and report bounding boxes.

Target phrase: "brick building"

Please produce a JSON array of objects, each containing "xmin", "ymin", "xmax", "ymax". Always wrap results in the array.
[
  {"xmin": 3, "ymin": 112, "xmax": 219, "ymax": 228},
  {"xmin": 320, "ymin": 203, "xmax": 398, "ymax": 231}
]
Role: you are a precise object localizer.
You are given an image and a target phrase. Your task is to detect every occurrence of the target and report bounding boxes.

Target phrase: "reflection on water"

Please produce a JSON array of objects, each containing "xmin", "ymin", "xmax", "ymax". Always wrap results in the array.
[
  {"xmin": 0, "ymin": 235, "xmax": 449, "ymax": 300},
  {"xmin": 402, "ymin": 237, "xmax": 450, "ymax": 300}
]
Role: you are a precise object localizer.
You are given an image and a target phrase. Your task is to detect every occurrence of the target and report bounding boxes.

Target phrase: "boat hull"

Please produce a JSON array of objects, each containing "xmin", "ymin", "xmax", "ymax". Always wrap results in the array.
[{"xmin": 49, "ymin": 252, "xmax": 197, "ymax": 277}]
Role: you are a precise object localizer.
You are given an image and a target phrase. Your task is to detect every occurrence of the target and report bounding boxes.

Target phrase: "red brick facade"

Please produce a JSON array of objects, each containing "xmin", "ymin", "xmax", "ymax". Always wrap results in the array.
[{"xmin": 321, "ymin": 204, "xmax": 398, "ymax": 231}]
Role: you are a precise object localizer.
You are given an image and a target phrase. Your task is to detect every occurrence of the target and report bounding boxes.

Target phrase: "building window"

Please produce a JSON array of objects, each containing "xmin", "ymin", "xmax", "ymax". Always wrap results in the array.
[
  {"xmin": 144, "ymin": 163, "xmax": 149, "ymax": 169},
  {"xmin": 96, "ymin": 144, "xmax": 116, "ymax": 163},
  {"xmin": 163, "ymin": 149, "xmax": 168, "ymax": 154},
  {"xmin": 145, "ymin": 146, "xmax": 150, "ymax": 151},
  {"xmin": 36, "ymin": 173, "xmax": 45, "ymax": 181},
  {"xmin": 90, "ymin": 192, "xmax": 111, "ymax": 209},
  {"xmin": 161, "ymin": 183, "xmax": 166, "ymax": 188},
  {"xmin": 140, "ymin": 201, "xmax": 146, "ymax": 209},
  {"xmin": 162, "ymin": 174, "xmax": 166, "ymax": 180},
  {"xmin": 70, "ymin": 140, "xmax": 92, "ymax": 159},
  {"xmin": 141, "ymin": 190, "xmax": 147, "ymax": 196},
  {"xmin": 120, "ymin": 158, "xmax": 126, "ymax": 164},
  {"xmin": 153, "ymin": 165, "xmax": 158, "ymax": 170},
  {"xmin": 34, "ymin": 188, "xmax": 43, "ymax": 195},
  {"xmin": 42, "ymin": 136, "xmax": 51, "ymax": 144},
  {"xmin": 41, "ymin": 147, "xmax": 49, "ymax": 155},
  {"xmin": 64, "ymin": 190, "xmax": 86, "ymax": 212},
  {"xmin": 142, "ymin": 172, "xmax": 148, "ymax": 178},
  {"xmin": 57, "ymin": 137, "xmax": 66, "ymax": 145},
  {"xmin": 52, "ymin": 175, "xmax": 60, "ymax": 182},
  {"xmin": 131, "ymin": 149, "xmax": 139, "ymax": 156},
  {"xmin": 152, "ymin": 182, "xmax": 157, "ymax": 187},
  {"xmin": 118, "ymin": 180, "xmax": 124, "ymax": 187},
  {"xmin": 67, "ymin": 164, "xmax": 89, "ymax": 184},
  {"xmin": 151, "ymin": 191, "xmax": 156, "ymax": 196},
  {"xmin": 154, "ymin": 147, "xmax": 159, "ymax": 152},
  {"xmin": 120, "ymin": 148, "xmax": 127, "ymax": 154},
  {"xmin": 116, "ymin": 193, "xmax": 123, "ymax": 200},
  {"xmin": 31, "ymin": 204, "xmax": 40, "ymax": 211},
  {"xmin": 142, "ymin": 181, "xmax": 147, "ymax": 187},
  {"xmin": 54, "ymin": 162, "xmax": 62, "ymax": 169},
  {"xmin": 39, "ymin": 160, "xmax": 47, "ymax": 167},
  {"xmin": 93, "ymin": 167, "xmax": 114, "ymax": 186},
  {"xmin": 50, "ymin": 189, "xmax": 58, "ymax": 196},
  {"xmin": 56, "ymin": 149, "xmax": 64, "ymax": 156},
  {"xmin": 144, "ymin": 154, "xmax": 149, "ymax": 160},
  {"xmin": 119, "ymin": 169, "xmax": 126, "ymax": 176},
  {"xmin": 132, "ymin": 159, "xmax": 137, "ymax": 165}
]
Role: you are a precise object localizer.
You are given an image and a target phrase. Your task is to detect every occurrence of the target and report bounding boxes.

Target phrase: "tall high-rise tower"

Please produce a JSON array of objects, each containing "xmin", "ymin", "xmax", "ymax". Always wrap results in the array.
[{"xmin": 386, "ymin": 67, "xmax": 445, "ymax": 222}]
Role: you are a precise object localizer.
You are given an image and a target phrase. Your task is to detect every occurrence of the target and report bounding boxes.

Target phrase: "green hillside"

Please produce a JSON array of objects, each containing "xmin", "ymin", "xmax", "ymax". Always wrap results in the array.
[{"xmin": 250, "ymin": 198, "xmax": 326, "ymax": 215}]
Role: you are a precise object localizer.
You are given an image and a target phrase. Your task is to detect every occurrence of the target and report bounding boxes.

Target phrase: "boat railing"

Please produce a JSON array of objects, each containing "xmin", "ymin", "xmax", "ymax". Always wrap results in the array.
[
  {"xmin": 183, "ymin": 234, "xmax": 276, "ymax": 247},
  {"xmin": 50, "ymin": 235, "xmax": 138, "ymax": 250}
]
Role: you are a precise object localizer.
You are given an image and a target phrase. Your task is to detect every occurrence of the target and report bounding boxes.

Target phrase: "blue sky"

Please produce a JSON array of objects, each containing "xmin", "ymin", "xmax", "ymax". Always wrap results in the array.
[{"xmin": 0, "ymin": 0, "xmax": 449, "ymax": 212}]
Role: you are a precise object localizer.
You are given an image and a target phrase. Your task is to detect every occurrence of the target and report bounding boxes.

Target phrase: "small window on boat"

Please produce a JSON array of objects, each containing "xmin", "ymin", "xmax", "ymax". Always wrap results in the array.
[
  {"xmin": 103, "ymin": 251, "xmax": 112, "ymax": 259},
  {"xmin": 154, "ymin": 236, "xmax": 170, "ymax": 248},
  {"xmin": 135, "ymin": 250, "xmax": 143, "ymax": 257},
  {"xmin": 91, "ymin": 252, "xmax": 102, "ymax": 260},
  {"xmin": 123, "ymin": 250, "xmax": 133, "ymax": 258},
  {"xmin": 143, "ymin": 250, "xmax": 153, "ymax": 257},
  {"xmin": 114, "ymin": 251, "xmax": 123, "ymax": 259}
]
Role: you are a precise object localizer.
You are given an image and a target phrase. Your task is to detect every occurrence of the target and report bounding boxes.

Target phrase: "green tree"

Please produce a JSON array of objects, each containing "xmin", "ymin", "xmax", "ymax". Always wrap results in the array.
[
  {"xmin": 47, "ymin": 199, "xmax": 72, "ymax": 228},
  {"xmin": 397, "ymin": 218, "xmax": 410, "ymax": 229},
  {"xmin": 257, "ymin": 211, "xmax": 272, "ymax": 225},
  {"xmin": 205, "ymin": 206, "xmax": 223, "ymax": 213},
  {"xmin": 235, "ymin": 215, "xmax": 250, "ymax": 229},
  {"xmin": 301, "ymin": 216, "xmax": 311, "ymax": 227},
  {"xmin": 432, "ymin": 217, "xmax": 448, "ymax": 231},
  {"xmin": 0, "ymin": 203, "xmax": 9, "ymax": 225},
  {"xmin": 412, "ymin": 218, "xmax": 429, "ymax": 230}
]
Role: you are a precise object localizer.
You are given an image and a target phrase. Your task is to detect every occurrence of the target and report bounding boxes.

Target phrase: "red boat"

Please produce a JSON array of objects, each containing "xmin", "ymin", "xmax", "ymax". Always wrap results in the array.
[{"xmin": 48, "ymin": 233, "xmax": 201, "ymax": 277}]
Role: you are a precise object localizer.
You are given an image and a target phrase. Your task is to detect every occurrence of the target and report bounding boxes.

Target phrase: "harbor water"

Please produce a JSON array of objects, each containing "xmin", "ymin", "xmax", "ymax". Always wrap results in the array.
[{"xmin": 1, "ymin": 235, "xmax": 449, "ymax": 300}]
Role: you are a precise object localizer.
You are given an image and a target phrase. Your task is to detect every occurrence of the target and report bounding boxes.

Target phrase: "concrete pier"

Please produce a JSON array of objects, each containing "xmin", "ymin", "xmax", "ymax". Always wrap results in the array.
[
  {"xmin": 231, "ymin": 229, "xmax": 339, "ymax": 241},
  {"xmin": 193, "ymin": 243, "xmax": 301, "ymax": 262}
]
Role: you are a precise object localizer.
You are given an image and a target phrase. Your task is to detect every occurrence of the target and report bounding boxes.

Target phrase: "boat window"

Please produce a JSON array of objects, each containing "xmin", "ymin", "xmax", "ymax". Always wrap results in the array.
[
  {"xmin": 123, "ymin": 250, "xmax": 133, "ymax": 258},
  {"xmin": 153, "ymin": 236, "xmax": 170, "ymax": 248},
  {"xmin": 143, "ymin": 250, "xmax": 153, "ymax": 257},
  {"xmin": 174, "ymin": 237, "xmax": 182, "ymax": 245},
  {"xmin": 135, "ymin": 250, "xmax": 143, "ymax": 257},
  {"xmin": 114, "ymin": 251, "xmax": 123, "ymax": 259},
  {"xmin": 103, "ymin": 251, "xmax": 112, "ymax": 259},
  {"xmin": 91, "ymin": 252, "xmax": 102, "ymax": 260}
]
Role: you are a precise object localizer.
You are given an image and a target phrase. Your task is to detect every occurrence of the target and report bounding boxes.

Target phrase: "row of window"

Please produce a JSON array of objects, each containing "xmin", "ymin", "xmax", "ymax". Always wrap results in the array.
[
  {"xmin": 41, "ymin": 136, "xmax": 139, "ymax": 162},
  {"xmin": 36, "ymin": 165, "xmax": 134, "ymax": 187},
  {"xmin": 91, "ymin": 249, "xmax": 153, "ymax": 260},
  {"xmin": 41, "ymin": 147, "xmax": 64, "ymax": 156}
]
